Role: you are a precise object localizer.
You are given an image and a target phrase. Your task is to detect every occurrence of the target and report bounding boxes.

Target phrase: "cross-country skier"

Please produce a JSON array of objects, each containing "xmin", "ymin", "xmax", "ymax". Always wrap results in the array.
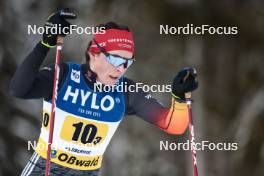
[{"xmin": 9, "ymin": 8, "xmax": 198, "ymax": 176}]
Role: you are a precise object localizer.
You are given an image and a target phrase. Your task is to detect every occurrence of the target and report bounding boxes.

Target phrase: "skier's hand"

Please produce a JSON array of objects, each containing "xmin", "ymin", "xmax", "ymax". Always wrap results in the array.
[
  {"xmin": 172, "ymin": 67, "xmax": 198, "ymax": 101},
  {"xmin": 41, "ymin": 8, "xmax": 77, "ymax": 48}
]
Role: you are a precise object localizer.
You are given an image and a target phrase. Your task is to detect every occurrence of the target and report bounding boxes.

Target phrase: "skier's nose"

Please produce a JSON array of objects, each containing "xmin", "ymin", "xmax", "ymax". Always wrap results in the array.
[{"xmin": 116, "ymin": 64, "xmax": 126, "ymax": 73}]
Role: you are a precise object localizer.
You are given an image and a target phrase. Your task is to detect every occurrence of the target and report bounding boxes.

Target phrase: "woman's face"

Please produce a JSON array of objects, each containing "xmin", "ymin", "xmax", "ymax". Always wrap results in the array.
[{"xmin": 88, "ymin": 50, "xmax": 133, "ymax": 85}]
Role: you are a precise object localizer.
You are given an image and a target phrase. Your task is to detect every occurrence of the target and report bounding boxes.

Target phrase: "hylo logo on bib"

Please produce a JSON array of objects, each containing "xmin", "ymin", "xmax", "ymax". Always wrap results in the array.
[{"xmin": 63, "ymin": 86, "xmax": 115, "ymax": 111}]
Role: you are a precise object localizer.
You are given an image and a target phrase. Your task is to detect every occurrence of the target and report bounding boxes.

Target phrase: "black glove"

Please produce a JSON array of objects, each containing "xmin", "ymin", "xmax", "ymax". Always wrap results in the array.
[
  {"xmin": 41, "ymin": 8, "xmax": 77, "ymax": 48},
  {"xmin": 172, "ymin": 67, "xmax": 198, "ymax": 101}
]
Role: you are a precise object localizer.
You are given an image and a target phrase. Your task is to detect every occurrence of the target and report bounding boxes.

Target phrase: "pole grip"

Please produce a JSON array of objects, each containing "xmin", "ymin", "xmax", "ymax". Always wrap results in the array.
[
  {"xmin": 183, "ymin": 70, "xmax": 192, "ymax": 101},
  {"xmin": 57, "ymin": 36, "xmax": 64, "ymax": 46}
]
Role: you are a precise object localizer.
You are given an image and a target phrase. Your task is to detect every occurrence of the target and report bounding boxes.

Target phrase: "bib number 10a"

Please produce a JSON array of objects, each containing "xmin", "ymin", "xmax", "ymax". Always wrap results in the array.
[{"xmin": 72, "ymin": 122, "xmax": 102, "ymax": 145}]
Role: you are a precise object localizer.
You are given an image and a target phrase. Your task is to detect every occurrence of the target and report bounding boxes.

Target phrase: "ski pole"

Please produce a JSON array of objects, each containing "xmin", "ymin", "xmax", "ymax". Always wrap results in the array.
[
  {"xmin": 185, "ymin": 92, "xmax": 199, "ymax": 176},
  {"xmin": 45, "ymin": 36, "xmax": 64, "ymax": 176},
  {"xmin": 182, "ymin": 68, "xmax": 198, "ymax": 176}
]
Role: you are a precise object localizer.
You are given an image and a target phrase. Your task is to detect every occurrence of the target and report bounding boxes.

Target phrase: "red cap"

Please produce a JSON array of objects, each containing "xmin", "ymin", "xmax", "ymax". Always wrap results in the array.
[{"xmin": 89, "ymin": 29, "xmax": 135, "ymax": 54}]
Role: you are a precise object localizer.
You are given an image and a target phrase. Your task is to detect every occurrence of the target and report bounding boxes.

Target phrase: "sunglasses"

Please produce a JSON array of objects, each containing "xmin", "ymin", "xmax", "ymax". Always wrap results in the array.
[{"xmin": 93, "ymin": 39, "xmax": 135, "ymax": 69}]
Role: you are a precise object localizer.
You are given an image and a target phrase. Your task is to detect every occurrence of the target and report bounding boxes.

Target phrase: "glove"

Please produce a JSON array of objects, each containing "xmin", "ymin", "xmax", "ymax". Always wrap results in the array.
[
  {"xmin": 41, "ymin": 8, "xmax": 77, "ymax": 48},
  {"xmin": 172, "ymin": 67, "xmax": 198, "ymax": 101}
]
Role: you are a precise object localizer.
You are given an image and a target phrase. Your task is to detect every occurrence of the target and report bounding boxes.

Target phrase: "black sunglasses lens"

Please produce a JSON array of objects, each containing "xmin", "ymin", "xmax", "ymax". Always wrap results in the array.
[{"xmin": 123, "ymin": 60, "xmax": 128, "ymax": 68}]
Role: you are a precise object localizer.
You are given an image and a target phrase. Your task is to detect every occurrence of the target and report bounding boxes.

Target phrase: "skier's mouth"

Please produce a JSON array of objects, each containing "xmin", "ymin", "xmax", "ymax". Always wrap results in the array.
[{"xmin": 109, "ymin": 75, "xmax": 119, "ymax": 80}]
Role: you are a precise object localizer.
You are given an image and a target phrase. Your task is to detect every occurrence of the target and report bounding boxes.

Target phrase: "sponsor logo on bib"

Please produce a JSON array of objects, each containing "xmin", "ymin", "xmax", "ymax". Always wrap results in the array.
[
  {"xmin": 63, "ymin": 86, "xmax": 115, "ymax": 111},
  {"xmin": 71, "ymin": 69, "xmax": 80, "ymax": 83}
]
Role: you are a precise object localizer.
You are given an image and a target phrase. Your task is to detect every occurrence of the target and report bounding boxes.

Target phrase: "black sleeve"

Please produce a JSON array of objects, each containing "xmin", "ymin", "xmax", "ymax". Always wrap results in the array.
[
  {"xmin": 9, "ymin": 42, "xmax": 68, "ymax": 99},
  {"xmin": 124, "ymin": 78, "xmax": 169, "ymax": 125}
]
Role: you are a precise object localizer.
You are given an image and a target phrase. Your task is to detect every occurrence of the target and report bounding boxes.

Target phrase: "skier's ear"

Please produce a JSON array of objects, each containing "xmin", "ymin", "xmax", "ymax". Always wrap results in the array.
[
  {"xmin": 88, "ymin": 51, "xmax": 92, "ymax": 55},
  {"xmin": 88, "ymin": 51, "xmax": 98, "ymax": 62}
]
